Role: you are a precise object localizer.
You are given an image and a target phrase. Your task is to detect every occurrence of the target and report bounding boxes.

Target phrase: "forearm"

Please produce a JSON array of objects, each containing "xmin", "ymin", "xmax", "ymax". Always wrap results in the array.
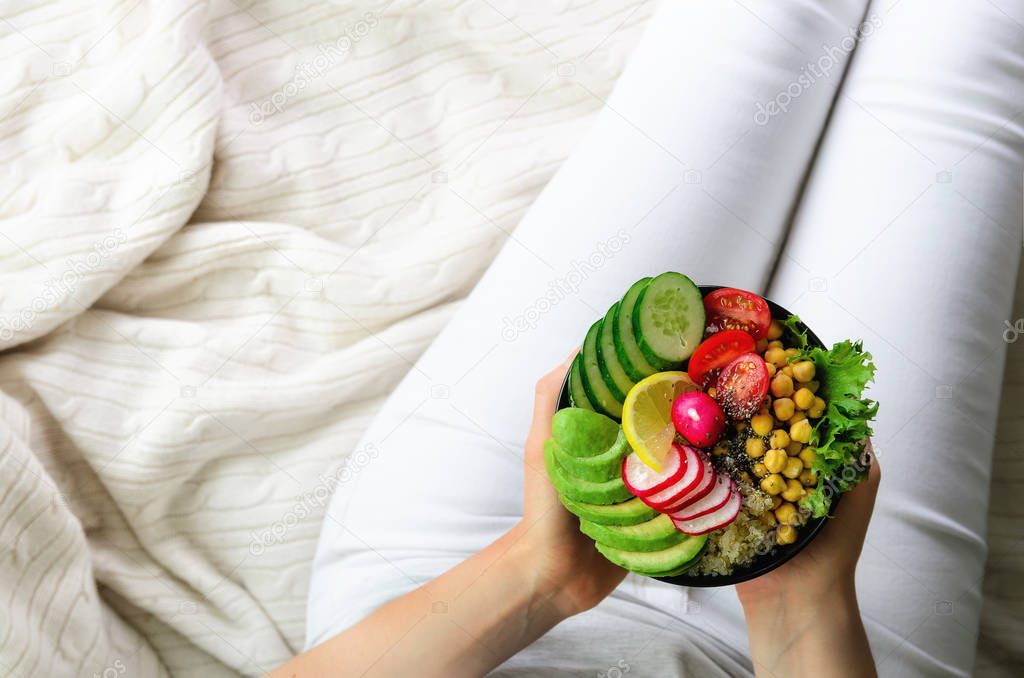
[
  {"xmin": 741, "ymin": 583, "xmax": 876, "ymax": 678},
  {"xmin": 268, "ymin": 526, "xmax": 567, "ymax": 678}
]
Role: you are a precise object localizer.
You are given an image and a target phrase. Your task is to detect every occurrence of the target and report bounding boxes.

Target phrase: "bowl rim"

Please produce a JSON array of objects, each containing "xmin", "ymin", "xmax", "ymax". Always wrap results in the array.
[{"xmin": 555, "ymin": 283, "xmax": 839, "ymax": 587}]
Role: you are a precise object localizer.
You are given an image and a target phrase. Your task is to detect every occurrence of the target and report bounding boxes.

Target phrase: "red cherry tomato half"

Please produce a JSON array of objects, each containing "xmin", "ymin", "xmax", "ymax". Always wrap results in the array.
[
  {"xmin": 714, "ymin": 352, "xmax": 770, "ymax": 420},
  {"xmin": 703, "ymin": 288, "xmax": 771, "ymax": 340},
  {"xmin": 687, "ymin": 329, "xmax": 756, "ymax": 388}
]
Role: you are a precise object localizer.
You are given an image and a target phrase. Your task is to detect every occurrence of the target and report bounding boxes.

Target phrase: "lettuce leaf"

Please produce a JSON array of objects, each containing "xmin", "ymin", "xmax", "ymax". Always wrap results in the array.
[{"xmin": 781, "ymin": 315, "xmax": 878, "ymax": 517}]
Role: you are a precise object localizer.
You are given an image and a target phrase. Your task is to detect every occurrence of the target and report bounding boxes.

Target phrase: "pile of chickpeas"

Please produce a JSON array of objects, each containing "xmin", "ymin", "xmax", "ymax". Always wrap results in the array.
[{"xmin": 746, "ymin": 320, "xmax": 826, "ymax": 546}]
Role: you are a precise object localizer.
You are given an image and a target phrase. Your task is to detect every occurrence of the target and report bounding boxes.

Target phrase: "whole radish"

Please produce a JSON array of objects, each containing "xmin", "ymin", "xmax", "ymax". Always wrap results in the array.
[{"xmin": 671, "ymin": 391, "xmax": 726, "ymax": 449}]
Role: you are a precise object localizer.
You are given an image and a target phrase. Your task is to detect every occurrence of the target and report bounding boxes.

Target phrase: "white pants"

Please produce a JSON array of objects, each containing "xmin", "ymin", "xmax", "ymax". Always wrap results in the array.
[{"xmin": 307, "ymin": 1, "xmax": 1024, "ymax": 675}]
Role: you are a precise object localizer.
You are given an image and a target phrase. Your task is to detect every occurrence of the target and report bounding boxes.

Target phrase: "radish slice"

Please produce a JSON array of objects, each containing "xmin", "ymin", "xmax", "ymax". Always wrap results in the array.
[
  {"xmin": 642, "ymin": 446, "xmax": 704, "ymax": 510},
  {"xmin": 622, "ymin": 446, "xmax": 685, "ymax": 498},
  {"xmin": 670, "ymin": 476, "xmax": 734, "ymax": 521},
  {"xmin": 662, "ymin": 452, "xmax": 715, "ymax": 512},
  {"xmin": 672, "ymin": 486, "xmax": 741, "ymax": 535}
]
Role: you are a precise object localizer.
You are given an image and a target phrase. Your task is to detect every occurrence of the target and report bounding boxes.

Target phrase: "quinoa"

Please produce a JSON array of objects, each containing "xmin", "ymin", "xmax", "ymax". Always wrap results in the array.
[{"xmin": 691, "ymin": 483, "xmax": 776, "ymax": 577}]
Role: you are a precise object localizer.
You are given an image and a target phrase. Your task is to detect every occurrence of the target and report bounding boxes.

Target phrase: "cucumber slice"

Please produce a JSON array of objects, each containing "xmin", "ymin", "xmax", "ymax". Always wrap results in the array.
[
  {"xmin": 567, "ymin": 355, "xmax": 595, "ymax": 411},
  {"xmin": 551, "ymin": 431, "xmax": 630, "ymax": 482},
  {"xmin": 597, "ymin": 303, "xmax": 636, "ymax": 401},
  {"xmin": 581, "ymin": 514, "xmax": 688, "ymax": 552},
  {"xmin": 614, "ymin": 278, "xmax": 660, "ymax": 381},
  {"xmin": 559, "ymin": 496, "xmax": 657, "ymax": 526},
  {"xmin": 544, "ymin": 439, "xmax": 632, "ymax": 505},
  {"xmin": 633, "ymin": 272, "xmax": 704, "ymax": 367},
  {"xmin": 580, "ymin": 320, "xmax": 624, "ymax": 419},
  {"xmin": 595, "ymin": 533, "xmax": 708, "ymax": 576},
  {"xmin": 551, "ymin": 407, "xmax": 619, "ymax": 457}
]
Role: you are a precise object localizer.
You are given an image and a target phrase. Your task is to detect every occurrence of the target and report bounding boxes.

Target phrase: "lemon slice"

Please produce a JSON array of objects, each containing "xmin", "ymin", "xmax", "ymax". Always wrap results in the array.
[{"xmin": 621, "ymin": 371, "xmax": 700, "ymax": 472}]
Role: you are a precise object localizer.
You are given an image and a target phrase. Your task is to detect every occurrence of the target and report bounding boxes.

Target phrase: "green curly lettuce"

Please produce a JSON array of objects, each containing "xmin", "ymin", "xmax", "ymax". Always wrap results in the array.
[{"xmin": 781, "ymin": 315, "xmax": 878, "ymax": 517}]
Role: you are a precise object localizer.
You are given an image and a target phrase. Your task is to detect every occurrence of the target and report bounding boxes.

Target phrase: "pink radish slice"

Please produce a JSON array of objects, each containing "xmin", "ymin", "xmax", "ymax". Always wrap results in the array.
[
  {"xmin": 670, "ymin": 476, "xmax": 734, "ymax": 521},
  {"xmin": 622, "ymin": 446, "xmax": 685, "ymax": 498},
  {"xmin": 672, "ymin": 486, "xmax": 742, "ymax": 535},
  {"xmin": 642, "ymin": 446, "xmax": 704, "ymax": 510},
  {"xmin": 662, "ymin": 452, "xmax": 716, "ymax": 512}
]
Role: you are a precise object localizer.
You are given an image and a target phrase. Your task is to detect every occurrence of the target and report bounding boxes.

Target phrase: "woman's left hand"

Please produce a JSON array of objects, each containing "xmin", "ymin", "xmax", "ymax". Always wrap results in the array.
[{"xmin": 513, "ymin": 354, "xmax": 627, "ymax": 617}]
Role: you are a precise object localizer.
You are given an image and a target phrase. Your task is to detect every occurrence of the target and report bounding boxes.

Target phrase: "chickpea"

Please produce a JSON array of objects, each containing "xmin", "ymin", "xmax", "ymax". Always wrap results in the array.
[
  {"xmin": 781, "ymin": 478, "xmax": 804, "ymax": 502},
  {"xmin": 793, "ymin": 387, "xmax": 815, "ymax": 410},
  {"xmin": 751, "ymin": 413, "xmax": 774, "ymax": 436},
  {"xmin": 790, "ymin": 418, "xmax": 812, "ymax": 444},
  {"xmin": 775, "ymin": 501, "xmax": 798, "ymax": 525},
  {"xmin": 755, "ymin": 338, "xmax": 769, "ymax": 353},
  {"xmin": 770, "ymin": 373, "xmax": 794, "ymax": 398},
  {"xmin": 764, "ymin": 448, "xmax": 787, "ymax": 474},
  {"xmin": 789, "ymin": 411, "xmax": 807, "ymax": 424},
  {"xmin": 753, "ymin": 462, "xmax": 768, "ymax": 477},
  {"xmin": 786, "ymin": 440, "xmax": 804, "ymax": 457},
  {"xmin": 777, "ymin": 524, "xmax": 798, "ymax": 545},
  {"xmin": 707, "ymin": 386, "xmax": 717, "ymax": 398},
  {"xmin": 782, "ymin": 457, "xmax": 804, "ymax": 479},
  {"xmin": 765, "ymin": 448, "xmax": 786, "ymax": 475},
  {"xmin": 771, "ymin": 495, "xmax": 783, "ymax": 510},
  {"xmin": 772, "ymin": 397, "xmax": 795, "ymax": 421},
  {"xmin": 766, "ymin": 362, "xmax": 777, "ymax": 377},
  {"xmin": 767, "ymin": 320, "xmax": 783, "ymax": 340},
  {"xmin": 761, "ymin": 511, "xmax": 778, "ymax": 527},
  {"xmin": 799, "ymin": 447, "xmax": 817, "ymax": 468},
  {"xmin": 745, "ymin": 437, "xmax": 765, "ymax": 459},
  {"xmin": 785, "ymin": 348, "xmax": 799, "ymax": 357},
  {"xmin": 769, "ymin": 429, "xmax": 790, "ymax": 449},
  {"xmin": 792, "ymin": 360, "xmax": 816, "ymax": 382},
  {"xmin": 799, "ymin": 469, "xmax": 818, "ymax": 486},
  {"xmin": 757, "ymin": 401, "xmax": 771, "ymax": 416},
  {"xmin": 767, "ymin": 339, "xmax": 783, "ymax": 349},
  {"xmin": 764, "ymin": 347, "xmax": 787, "ymax": 367},
  {"xmin": 805, "ymin": 380, "xmax": 820, "ymax": 394},
  {"xmin": 740, "ymin": 471, "xmax": 753, "ymax": 484},
  {"xmin": 761, "ymin": 473, "xmax": 786, "ymax": 495},
  {"xmin": 808, "ymin": 397, "xmax": 826, "ymax": 419},
  {"xmin": 734, "ymin": 420, "xmax": 747, "ymax": 432},
  {"xmin": 712, "ymin": 442, "xmax": 728, "ymax": 457}
]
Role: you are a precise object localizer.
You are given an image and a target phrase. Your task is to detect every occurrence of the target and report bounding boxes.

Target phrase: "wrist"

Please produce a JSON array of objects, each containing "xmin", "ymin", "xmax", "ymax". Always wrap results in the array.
[{"xmin": 505, "ymin": 523, "xmax": 580, "ymax": 619}]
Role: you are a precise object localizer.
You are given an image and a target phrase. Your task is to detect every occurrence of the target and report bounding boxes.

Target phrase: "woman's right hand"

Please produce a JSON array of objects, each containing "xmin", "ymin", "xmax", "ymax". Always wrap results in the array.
[{"xmin": 736, "ymin": 443, "xmax": 880, "ymax": 677}]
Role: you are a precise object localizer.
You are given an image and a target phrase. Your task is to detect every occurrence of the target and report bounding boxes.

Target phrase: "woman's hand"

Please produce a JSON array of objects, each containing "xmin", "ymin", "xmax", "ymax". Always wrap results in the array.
[
  {"xmin": 736, "ymin": 443, "xmax": 881, "ymax": 677},
  {"xmin": 511, "ymin": 354, "xmax": 627, "ymax": 617}
]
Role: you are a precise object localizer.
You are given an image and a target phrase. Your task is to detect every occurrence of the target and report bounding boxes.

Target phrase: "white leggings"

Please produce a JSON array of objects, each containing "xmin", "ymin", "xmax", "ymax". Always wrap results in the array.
[{"xmin": 307, "ymin": 1, "xmax": 1024, "ymax": 675}]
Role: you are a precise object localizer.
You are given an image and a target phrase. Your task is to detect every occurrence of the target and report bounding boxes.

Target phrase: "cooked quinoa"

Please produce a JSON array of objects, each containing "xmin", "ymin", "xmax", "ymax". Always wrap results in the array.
[{"xmin": 691, "ymin": 484, "xmax": 775, "ymax": 576}]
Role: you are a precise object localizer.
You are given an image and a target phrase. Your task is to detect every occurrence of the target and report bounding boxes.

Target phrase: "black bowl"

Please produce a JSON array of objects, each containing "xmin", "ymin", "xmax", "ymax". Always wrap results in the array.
[{"xmin": 557, "ymin": 284, "xmax": 837, "ymax": 587}]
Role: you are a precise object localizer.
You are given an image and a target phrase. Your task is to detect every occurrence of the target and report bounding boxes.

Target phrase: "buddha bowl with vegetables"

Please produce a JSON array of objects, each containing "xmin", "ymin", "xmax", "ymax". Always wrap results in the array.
[{"xmin": 548, "ymin": 272, "xmax": 878, "ymax": 586}]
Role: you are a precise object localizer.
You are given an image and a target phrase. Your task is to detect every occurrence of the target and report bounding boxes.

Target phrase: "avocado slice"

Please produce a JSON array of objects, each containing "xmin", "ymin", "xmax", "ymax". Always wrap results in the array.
[
  {"xmin": 544, "ymin": 439, "xmax": 632, "ymax": 505},
  {"xmin": 551, "ymin": 407, "xmax": 619, "ymax": 457},
  {"xmin": 559, "ymin": 496, "xmax": 656, "ymax": 527},
  {"xmin": 550, "ymin": 431, "xmax": 630, "ymax": 482},
  {"xmin": 595, "ymin": 534, "xmax": 708, "ymax": 576},
  {"xmin": 581, "ymin": 514, "xmax": 688, "ymax": 552}
]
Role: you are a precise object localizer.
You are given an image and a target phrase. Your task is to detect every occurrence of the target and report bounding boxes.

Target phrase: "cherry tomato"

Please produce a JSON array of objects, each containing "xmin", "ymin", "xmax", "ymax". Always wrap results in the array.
[
  {"xmin": 687, "ymin": 329, "xmax": 756, "ymax": 388},
  {"xmin": 671, "ymin": 391, "xmax": 727, "ymax": 449},
  {"xmin": 703, "ymin": 288, "xmax": 771, "ymax": 340},
  {"xmin": 714, "ymin": 353, "xmax": 770, "ymax": 420}
]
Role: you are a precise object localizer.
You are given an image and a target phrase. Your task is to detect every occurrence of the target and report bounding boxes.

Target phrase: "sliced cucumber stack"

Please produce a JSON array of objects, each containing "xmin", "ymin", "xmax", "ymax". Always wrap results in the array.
[
  {"xmin": 580, "ymin": 320, "xmax": 624, "ymax": 419},
  {"xmin": 614, "ymin": 277, "xmax": 661, "ymax": 381},
  {"xmin": 632, "ymin": 272, "xmax": 704, "ymax": 367},
  {"xmin": 597, "ymin": 304, "xmax": 636, "ymax": 401},
  {"xmin": 567, "ymin": 355, "xmax": 594, "ymax": 411}
]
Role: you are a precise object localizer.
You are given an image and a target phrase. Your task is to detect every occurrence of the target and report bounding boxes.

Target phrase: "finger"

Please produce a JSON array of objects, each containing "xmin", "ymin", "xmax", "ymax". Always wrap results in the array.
[
  {"xmin": 829, "ymin": 440, "xmax": 880, "ymax": 535},
  {"xmin": 525, "ymin": 355, "xmax": 576, "ymax": 461}
]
